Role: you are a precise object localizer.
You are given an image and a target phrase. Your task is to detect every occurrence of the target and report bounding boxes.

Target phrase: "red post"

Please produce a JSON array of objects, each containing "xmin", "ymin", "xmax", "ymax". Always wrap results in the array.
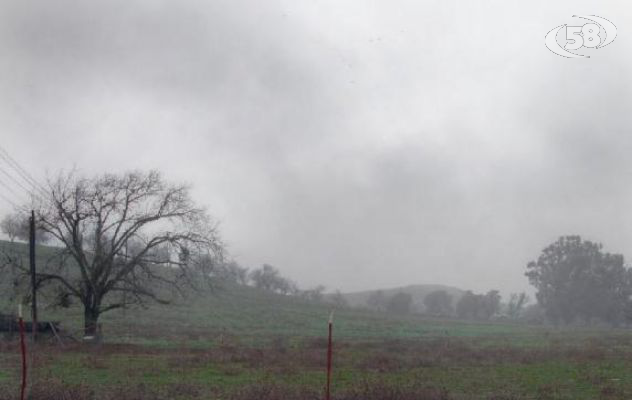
[
  {"xmin": 29, "ymin": 210, "xmax": 37, "ymax": 343},
  {"xmin": 18, "ymin": 305, "xmax": 27, "ymax": 400},
  {"xmin": 325, "ymin": 311, "xmax": 334, "ymax": 400}
]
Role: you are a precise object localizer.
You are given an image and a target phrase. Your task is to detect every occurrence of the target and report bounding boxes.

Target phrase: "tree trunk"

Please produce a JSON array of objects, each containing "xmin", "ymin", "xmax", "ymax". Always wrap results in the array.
[{"xmin": 83, "ymin": 306, "xmax": 100, "ymax": 338}]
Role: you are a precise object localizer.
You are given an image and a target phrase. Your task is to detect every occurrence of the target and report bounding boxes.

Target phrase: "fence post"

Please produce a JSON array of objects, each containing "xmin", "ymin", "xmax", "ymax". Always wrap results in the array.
[
  {"xmin": 29, "ymin": 210, "xmax": 37, "ymax": 343},
  {"xmin": 325, "ymin": 310, "xmax": 334, "ymax": 400},
  {"xmin": 18, "ymin": 304, "xmax": 26, "ymax": 400}
]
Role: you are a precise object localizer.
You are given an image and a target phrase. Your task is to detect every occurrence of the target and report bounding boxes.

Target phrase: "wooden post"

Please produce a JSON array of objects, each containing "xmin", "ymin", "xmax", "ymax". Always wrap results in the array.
[{"xmin": 29, "ymin": 210, "xmax": 37, "ymax": 342}]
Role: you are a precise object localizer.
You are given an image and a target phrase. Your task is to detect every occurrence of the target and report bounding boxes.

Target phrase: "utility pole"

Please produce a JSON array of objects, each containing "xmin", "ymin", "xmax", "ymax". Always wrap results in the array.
[{"xmin": 29, "ymin": 210, "xmax": 37, "ymax": 341}]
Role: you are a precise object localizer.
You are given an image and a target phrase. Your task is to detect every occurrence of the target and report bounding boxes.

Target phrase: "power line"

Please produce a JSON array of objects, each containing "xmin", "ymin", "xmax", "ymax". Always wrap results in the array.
[
  {"xmin": 0, "ymin": 164, "xmax": 40, "ymax": 202},
  {"xmin": 0, "ymin": 175, "xmax": 28, "ymax": 204},
  {"xmin": 0, "ymin": 191, "xmax": 20, "ymax": 209},
  {"xmin": 0, "ymin": 145, "xmax": 48, "ymax": 197},
  {"xmin": 0, "ymin": 174, "xmax": 29, "ymax": 210},
  {"xmin": 0, "ymin": 144, "xmax": 47, "ymax": 193}
]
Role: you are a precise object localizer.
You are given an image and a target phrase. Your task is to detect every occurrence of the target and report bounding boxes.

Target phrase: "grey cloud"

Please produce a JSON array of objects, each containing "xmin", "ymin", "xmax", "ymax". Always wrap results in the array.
[{"xmin": 1, "ymin": 0, "xmax": 631, "ymax": 295}]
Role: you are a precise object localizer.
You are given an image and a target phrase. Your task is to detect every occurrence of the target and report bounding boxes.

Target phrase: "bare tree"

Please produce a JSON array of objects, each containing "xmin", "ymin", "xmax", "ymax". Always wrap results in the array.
[
  {"xmin": 249, "ymin": 264, "xmax": 294, "ymax": 294},
  {"xmin": 506, "ymin": 292, "xmax": 529, "ymax": 319},
  {"xmin": 367, "ymin": 290, "xmax": 386, "ymax": 312},
  {"xmin": 0, "ymin": 214, "xmax": 22, "ymax": 242},
  {"xmin": 2, "ymin": 170, "xmax": 223, "ymax": 336},
  {"xmin": 298, "ymin": 285, "xmax": 326, "ymax": 303},
  {"xmin": 328, "ymin": 290, "xmax": 348, "ymax": 309},
  {"xmin": 1, "ymin": 213, "xmax": 50, "ymax": 243},
  {"xmin": 215, "ymin": 261, "xmax": 249, "ymax": 285}
]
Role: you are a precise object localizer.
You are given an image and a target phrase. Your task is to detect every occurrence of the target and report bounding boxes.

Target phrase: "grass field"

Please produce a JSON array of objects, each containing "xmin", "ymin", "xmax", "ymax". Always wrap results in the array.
[
  {"xmin": 1, "ymin": 241, "xmax": 631, "ymax": 399},
  {"xmin": 2, "ymin": 281, "xmax": 632, "ymax": 399}
]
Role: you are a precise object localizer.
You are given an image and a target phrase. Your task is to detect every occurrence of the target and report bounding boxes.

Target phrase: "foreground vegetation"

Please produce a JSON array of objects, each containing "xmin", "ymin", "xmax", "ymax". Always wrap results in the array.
[
  {"xmin": 3, "ymin": 332, "xmax": 632, "ymax": 400},
  {"xmin": 2, "ymin": 284, "xmax": 632, "ymax": 399}
]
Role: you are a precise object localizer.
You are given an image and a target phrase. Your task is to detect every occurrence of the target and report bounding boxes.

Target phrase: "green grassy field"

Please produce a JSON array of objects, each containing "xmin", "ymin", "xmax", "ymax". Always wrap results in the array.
[
  {"xmin": 1, "ymin": 240, "xmax": 632, "ymax": 399},
  {"xmin": 1, "ymin": 282, "xmax": 632, "ymax": 399}
]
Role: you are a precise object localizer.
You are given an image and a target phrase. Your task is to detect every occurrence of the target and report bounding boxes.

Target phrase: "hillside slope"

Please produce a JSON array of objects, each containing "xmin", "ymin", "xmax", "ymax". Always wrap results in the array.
[
  {"xmin": 0, "ymin": 240, "xmax": 528, "ymax": 344},
  {"xmin": 340, "ymin": 284, "xmax": 465, "ymax": 311}
]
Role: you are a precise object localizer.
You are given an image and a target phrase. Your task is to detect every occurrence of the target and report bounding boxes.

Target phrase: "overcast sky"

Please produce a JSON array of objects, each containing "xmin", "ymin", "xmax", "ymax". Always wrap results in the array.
[{"xmin": 1, "ymin": 0, "xmax": 631, "ymax": 295}]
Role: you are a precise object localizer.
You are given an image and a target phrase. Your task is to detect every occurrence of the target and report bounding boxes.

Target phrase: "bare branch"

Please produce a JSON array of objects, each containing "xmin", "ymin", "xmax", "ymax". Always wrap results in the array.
[{"xmin": 5, "ymin": 169, "xmax": 224, "ymax": 336}]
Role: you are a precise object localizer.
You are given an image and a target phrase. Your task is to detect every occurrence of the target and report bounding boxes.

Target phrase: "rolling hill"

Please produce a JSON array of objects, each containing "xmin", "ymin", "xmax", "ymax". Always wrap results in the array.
[
  {"xmin": 0, "ymin": 240, "xmax": 528, "ymax": 344},
  {"xmin": 339, "ymin": 284, "xmax": 465, "ymax": 312}
]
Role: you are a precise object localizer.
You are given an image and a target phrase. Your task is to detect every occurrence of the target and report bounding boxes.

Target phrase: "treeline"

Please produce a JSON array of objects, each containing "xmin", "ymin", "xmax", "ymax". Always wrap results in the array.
[
  {"xmin": 155, "ymin": 233, "xmax": 632, "ymax": 326},
  {"xmin": 364, "ymin": 288, "xmax": 531, "ymax": 321},
  {"xmin": 214, "ymin": 261, "xmax": 534, "ymax": 321},
  {"xmin": 360, "ymin": 234, "xmax": 632, "ymax": 327},
  {"xmin": 213, "ymin": 262, "xmax": 344, "ymax": 306},
  {"xmin": 366, "ymin": 291, "xmax": 415, "ymax": 314}
]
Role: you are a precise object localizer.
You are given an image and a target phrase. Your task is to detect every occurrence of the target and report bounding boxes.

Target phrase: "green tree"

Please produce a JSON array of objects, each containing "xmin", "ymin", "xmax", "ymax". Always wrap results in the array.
[
  {"xmin": 525, "ymin": 235, "xmax": 631, "ymax": 325},
  {"xmin": 456, "ymin": 291, "xmax": 477, "ymax": 319},
  {"xmin": 386, "ymin": 292, "xmax": 413, "ymax": 314},
  {"xmin": 455, "ymin": 290, "xmax": 500, "ymax": 320},
  {"xmin": 482, "ymin": 290, "xmax": 501, "ymax": 318},
  {"xmin": 423, "ymin": 290, "xmax": 453, "ymax": 316}
]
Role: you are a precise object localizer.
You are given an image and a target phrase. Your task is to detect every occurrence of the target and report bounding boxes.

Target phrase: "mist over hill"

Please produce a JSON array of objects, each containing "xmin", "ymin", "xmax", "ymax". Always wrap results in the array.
[{"xmin": 339, "ymin": 284, "xmax": 465, "ymax": 312}]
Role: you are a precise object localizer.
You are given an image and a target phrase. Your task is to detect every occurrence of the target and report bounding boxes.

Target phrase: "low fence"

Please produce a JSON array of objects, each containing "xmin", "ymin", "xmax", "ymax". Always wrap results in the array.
[{"xmin": 0, "ymin": 310, "xmax": 339, "ymax": 400}]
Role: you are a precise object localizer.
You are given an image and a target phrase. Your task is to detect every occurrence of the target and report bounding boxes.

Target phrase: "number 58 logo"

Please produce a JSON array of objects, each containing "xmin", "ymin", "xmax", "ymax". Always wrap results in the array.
[{"xmin": 545, "ymin": 15, "xmax": 617, "ymax": 58}]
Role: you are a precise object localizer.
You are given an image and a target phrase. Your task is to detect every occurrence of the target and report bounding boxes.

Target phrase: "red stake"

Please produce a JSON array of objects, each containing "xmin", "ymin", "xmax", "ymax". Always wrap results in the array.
[
  {"xmin": 18, "ymin": 305, "xmax": 27, "ymax": 400},
  {"xmin": 326, "ymin": 310, "xmax": 334, "ymax": 400}
]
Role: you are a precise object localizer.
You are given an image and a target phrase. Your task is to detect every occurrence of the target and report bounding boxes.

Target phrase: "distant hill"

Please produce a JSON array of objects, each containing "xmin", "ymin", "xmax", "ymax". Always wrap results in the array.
[
  {"xmin": 339, "ymin": 284, "xmax": 466, "ymax": 312},
  {"xmin": 0, "ymin": 239, "xmax": 488, "ymax": 341}
]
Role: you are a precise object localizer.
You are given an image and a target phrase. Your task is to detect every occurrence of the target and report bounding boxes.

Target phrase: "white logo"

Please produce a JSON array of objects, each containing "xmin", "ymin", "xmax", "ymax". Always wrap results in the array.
[{"xmin": 545, "ymin": 15, "xmax": 617, "ymax": 58}]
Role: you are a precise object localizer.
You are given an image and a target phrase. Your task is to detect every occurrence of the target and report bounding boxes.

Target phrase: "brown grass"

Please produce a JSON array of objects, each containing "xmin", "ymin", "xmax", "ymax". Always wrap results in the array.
[
  {"xmin": 226, "ymin": 381, "xmax": 451, "ymax": 400},
  {"xmin": 0, "ymin": 379, "xmax": 452, "ymax": 400},
  {"xmin": 1, "ymin": 335, "xmax": 631, "ymax": 399}
]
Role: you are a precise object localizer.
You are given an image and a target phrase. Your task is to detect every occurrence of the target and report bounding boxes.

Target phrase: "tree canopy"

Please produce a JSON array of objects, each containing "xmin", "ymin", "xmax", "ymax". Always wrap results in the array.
[
  {"xmin": 423, "ymin": 290, "xmax": 453, "ymax": 316},
  {"xmin": 455, "ymin": 290, "xmax": 500, "ymax": 320},
  {"xmin": 386, "ymin": 292, "xmax": 413, "ymax": 314},
  {"xmin": 525, "ymin": 235, "xmax": 632, "ymax": 325}
]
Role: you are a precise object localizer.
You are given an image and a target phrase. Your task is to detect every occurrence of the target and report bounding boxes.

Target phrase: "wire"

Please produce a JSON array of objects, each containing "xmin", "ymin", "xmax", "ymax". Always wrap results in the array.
[
  {"xmin": 0, "ymin": 191, "xmax": 20, "ymax": 209},
  {"xmin": 0, "ymin": 175, "xmax": 27, "ymax": 204},
  {"xmin": 0, "ymin": 165, "xmax": 41, "ymax": 202},
  {"xmin": 0, "ymin": 144, "xmax": 47, "ymax": 193},
  {"xmin": 0, "ymin": 145, "xmax": 48, "ymax": 197},
  {"xmin": 0, "ymin": 174, "xmax": 28, "ymax": 210}
]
